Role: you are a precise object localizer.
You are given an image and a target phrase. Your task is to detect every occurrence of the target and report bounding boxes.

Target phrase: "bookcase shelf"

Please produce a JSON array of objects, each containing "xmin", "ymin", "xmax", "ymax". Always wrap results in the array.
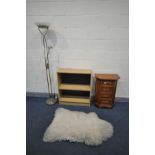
[
  {"xmin": 59, "ymin": 84, "xmax": 91, "ymax": 91},
  {"xmin": 59, "ymin": 96, "xmax": 90, "ymax": 104},
  {"xmin": 57, "ymin": 68, "xmax": 92, "ymax": 106}
]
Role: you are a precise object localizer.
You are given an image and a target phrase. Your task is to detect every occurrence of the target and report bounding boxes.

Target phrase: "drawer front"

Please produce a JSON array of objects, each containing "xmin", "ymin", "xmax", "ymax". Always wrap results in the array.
[
  {"xmin": 100, "ymin": 97, "xmax": 112, "ymax": 103},
  {"xmin": 98, "ymin": 99, "xmax": 113, "ymax": 108},
  {"xmin": 101, "ymin": 100, "xmax": 112, "ymax": 105},
  {"xmin": 100, "ymin": 97, "xmax": 112, "ymax": 101},
  {"xmin": 101, "ymin": 80, "xmax": 114, "ymax": 86},
  {"xmin": 99, "ymin": 93, "xmax": 113, "ymax": 98},
  {"xmin": 99, "ymin": 96, "xmax": 110, "ymax": 101},
  {"xmin": 100, "ymin": 86, "xmax": 114, "ymax": 92}
]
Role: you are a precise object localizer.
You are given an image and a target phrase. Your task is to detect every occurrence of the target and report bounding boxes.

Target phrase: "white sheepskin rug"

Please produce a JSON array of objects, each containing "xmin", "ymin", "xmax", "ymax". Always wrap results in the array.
[{"xmin": 43, "ymin": 108, "xmax": 113, "ymax": 146}]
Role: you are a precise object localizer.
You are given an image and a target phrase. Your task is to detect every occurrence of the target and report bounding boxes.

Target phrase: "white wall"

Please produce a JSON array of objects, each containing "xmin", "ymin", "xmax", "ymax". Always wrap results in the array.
[{"xmin": 26, "ymin": 0, "xmax": 129, "ymax": 98}]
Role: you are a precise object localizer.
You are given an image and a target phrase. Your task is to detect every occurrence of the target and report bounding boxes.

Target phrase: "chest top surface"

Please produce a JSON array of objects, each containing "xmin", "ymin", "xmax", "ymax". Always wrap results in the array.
[{"xmin": 95, "ymin": 74, "xmax": 120, "ymax": 80}]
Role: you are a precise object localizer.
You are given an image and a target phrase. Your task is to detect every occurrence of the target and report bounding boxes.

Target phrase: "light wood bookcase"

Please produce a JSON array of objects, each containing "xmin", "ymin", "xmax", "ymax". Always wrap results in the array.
[{"xmin": 57, "ymin": 68, "xmax": 92, "ymax": 106}]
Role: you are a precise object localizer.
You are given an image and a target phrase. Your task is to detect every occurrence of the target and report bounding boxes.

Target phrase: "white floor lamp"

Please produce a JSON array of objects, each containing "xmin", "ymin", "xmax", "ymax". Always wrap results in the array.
[{"xmin": 36, "ymin": 23, "xmax": 56, "ymax": 105}]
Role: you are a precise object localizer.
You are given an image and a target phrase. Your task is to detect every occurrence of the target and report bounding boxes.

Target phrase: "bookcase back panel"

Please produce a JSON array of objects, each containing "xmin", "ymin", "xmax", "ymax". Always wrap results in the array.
[
  {"xmin": 61, "ymin": 90, "xmax": 90, "ymax": 97},
  {"xmin": 60, "ymin": 73, "xmax": 91, "ymax": 85}
]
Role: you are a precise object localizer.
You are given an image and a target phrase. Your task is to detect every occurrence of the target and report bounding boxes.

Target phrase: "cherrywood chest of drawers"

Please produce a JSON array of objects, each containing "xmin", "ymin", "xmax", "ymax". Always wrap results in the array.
[{"xmin": 95, "ymin": 74, "xmax": 120, "ymax": 108}]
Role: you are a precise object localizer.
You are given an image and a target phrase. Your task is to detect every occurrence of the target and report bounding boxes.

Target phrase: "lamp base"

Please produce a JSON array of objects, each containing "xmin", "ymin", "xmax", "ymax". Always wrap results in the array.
[{"xmin": 46, "ymin": 97, "xmax": 56, "ymax": 105}]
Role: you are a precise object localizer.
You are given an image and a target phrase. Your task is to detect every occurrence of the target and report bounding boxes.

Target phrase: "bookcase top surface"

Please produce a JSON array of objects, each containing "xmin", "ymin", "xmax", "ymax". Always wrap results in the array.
[{"xmin": 57, "ymin": 68, "xmax": 92, "ymax": 74}]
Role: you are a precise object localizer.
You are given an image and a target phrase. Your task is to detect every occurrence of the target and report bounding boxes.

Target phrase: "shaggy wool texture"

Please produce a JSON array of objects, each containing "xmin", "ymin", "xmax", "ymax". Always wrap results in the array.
[{"xmin": 43, "ymin": 108, "xmax": 113, "ymax": 146}]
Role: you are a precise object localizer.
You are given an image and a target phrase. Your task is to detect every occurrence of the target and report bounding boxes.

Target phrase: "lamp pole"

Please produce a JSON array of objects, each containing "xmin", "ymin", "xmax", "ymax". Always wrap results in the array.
[{"xmin": 36, "ymin": 23, "xmax": 56, "ymax": 105}]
